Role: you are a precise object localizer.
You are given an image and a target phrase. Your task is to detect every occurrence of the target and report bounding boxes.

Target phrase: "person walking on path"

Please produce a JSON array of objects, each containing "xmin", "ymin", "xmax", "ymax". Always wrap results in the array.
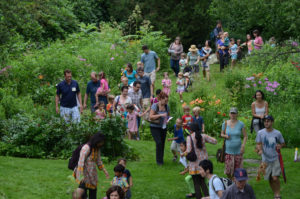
[
  {"xmin": 56, "ymin": 69, "xmax": 83, "ymax": 123},
  {"xmin": 251, "ymin": 90, "xmax": 269, "ymax": 133},
  {"xmin": 256, "ymin": 115, "xmax": 285, "ymax": 199},
  {"xmin": 141, "ymin": 45, "xmax": 160, "ymax": 93},
  {"xmin": 213, "ymin": 20, "xmax": 223, "ymax": 59},
  {"xmin": 95, "ymin": 72, "xmax": 110, "ymax": 107},
  {"xmin": 73, "ymin": 132, "xmax": 110, "ymax": 199},
  {"xmin": 113, "ymin": 86, "xmax": 132, "ymax": 118},
  {"xmin": 220, "ymin": 107, "xmax": 247, "ymax": 179},
  {"xmin": 184, "ymin": 123, "xmax": 217, "ymax": 199},
  {"xmin": 187, "ymin": 45, "xmax": 200, "ymax": 73},
  {"xmin": 168, "ymin": 36, "xmax": 183, "ymax": 76},
  {"xmin": 217, "ymin": 32, "xmax": 229, "ymax": 72},
  {"xmin": 149, "ymin": 92, "xmax": 170, "ymax": 165},
  {"xmin": 84, "ymin": 72, "xmax": 100, "ymax": 112},
  {"xmin": 137, "ymin": 67, "xmax": 153, "ymax": 121},
  {"xmin": 123, "ymin": 63, "xmax": 138, "ymax": 86},
  {"xmin": 221, "ymin": 168, "xmax": 256, "ymax": 199},
  {"xmin": 253, "ymin": 30, "xmax": 263, "ymax": 50}
]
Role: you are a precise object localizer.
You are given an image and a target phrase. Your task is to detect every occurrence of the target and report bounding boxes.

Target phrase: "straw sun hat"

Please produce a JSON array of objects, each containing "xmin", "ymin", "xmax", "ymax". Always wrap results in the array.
[{"xmin": 189, "ymin": 44, "xmax": 198, "ymax": 52}]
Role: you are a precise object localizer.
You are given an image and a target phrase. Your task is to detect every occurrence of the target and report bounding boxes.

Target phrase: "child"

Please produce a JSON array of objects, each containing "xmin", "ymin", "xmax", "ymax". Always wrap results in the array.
[
  {"xmin": 223, "ymin": 32, "xmax": 230, "ymax": 48},
  {"xmin": 151, "ymin": 89, "xmax": 161, "ymax": 105},
  {"xmin": 192, "ymin": 106, "xmax": 205, "ymax": 133},
  {"xmin": 176, "ymin": 72, "xmax": 185, "ymax": 103},
  {"xmin": 229, "ymin": 38, "xmax": 238, "ymax": 69},
  {"xmin": 119, "ymin": 76, "xmax": 129, "ymax": 90},
  {"xmin": 95, "ymin": 72, "xmax": 110, "ymax": 106},
  {"xmin": 137, "ymin": 61, "xmax": 143, "ymax": 69},
  {"xmin": 95, "ymin": 101, "xmax": 106, "ymax": 120},
  {"xmin": 106, "ymin": 95, "xmax": 115, "ymax": 117},
  {"xmin": 179, "ymin": 141, "xmax": 195, "ymax": 198},
  {"xmin": 200, "ymin": 40, "xmax": 212, "ymax": 81},
  {"xmin": 126, "ymin": 104, "xmax": 145, "ymax": 140},
  {"xmin": 179, "ymin": 53, "xmax": 187, "ymax": 72},
  {"xmin": 112, "ymin": 164, "xmax": 129, "ymax": 193},
  {"xmin": 242, "ymin": 34, "xmax": 254, "ymax": 55},
  {"xmin": 183, "ymin": 73, "xmax": 190, "ymax": 92},
  {"xmin": 182, "ymin": 105, "xmax": 193, "ymax": 134},
  {"xmin": 236, "ymin": 39, "xmax": 243, "ymax": 60},
  {"xmin": 118, "ymin": 158, "xmax": 133, "ymax": 199},
  {"xmin": 167, "ymin": 118, "xmax": 184, "ymax": 162},
  {"xmin": 162, "ymin": 72, "xmax": 172, "ymax": 96}
]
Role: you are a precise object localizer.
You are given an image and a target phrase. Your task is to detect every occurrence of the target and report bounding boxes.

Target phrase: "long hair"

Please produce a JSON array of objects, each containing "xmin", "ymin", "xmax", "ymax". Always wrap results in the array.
[
  {"xmin": 99, "ymin": 71, "xmax": 106, "ymax": 80},
  {"xmin": 87, "ymin": 131, "xmax": 105, "ymax": 149},
  {"xmin": 126, "ymin": 63, "xmax": 133, "ymax": 73},
  {"xmin": 190, "ymin": 122, "xmax": 203, "ymax": 149}
]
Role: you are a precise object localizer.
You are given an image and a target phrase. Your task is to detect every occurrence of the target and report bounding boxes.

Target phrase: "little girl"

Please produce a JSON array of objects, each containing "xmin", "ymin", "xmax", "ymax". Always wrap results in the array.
[
  {"xmin": 95, "ymin": 72, "xmax": 110, "ymax": 106},
  {"xmin": 176, "ymin": 72, "xmax": 185, "ymax": 103},
  {"xmin": 161, "ymin": 72, "xmax": 172, "ymax": 96},
  {"xmin": 106, "ymin": 95, "xmax": 115, "ymax": 117},
  {"xmin": 126, "ymin": 104, "xmax": 145, "ymax": 140},
  {"xmin": 229, "ymin": 38, "xmax": 238, "ymax": 69},
  {"xmin": 179, "ymin": 53, "xmax": 187, "ymax": 72},
  {"xmin": 95, "ymin": 101, "xmax": 106, "ymax": 120}
]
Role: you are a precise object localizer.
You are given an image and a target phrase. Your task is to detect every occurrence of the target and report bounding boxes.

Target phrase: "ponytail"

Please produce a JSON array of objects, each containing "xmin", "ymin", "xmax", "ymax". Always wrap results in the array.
[{"xmin": 190, "ymin": 122, "xmax": 203, "ymax": 149}]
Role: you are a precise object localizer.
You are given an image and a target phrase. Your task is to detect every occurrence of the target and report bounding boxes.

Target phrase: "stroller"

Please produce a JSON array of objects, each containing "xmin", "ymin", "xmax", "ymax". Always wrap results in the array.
[{"xmin": 183, "ymin": 72, "xmax": 193, "ymax": 92}]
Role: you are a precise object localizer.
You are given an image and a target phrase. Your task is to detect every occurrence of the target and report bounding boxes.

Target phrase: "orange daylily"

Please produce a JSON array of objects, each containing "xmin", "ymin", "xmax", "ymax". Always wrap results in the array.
[
  {"xmin": 38, "ymin": 75, "xmax": 44, "ymax": 80},
  {"xmin": 190, "ymin": 101, "xmax": 195, "ymax": 105},
  {"xmin": 182, "ymin": 102, "xmax": 187, "ymax": 108},
  {"xmin": 215, "ymin": 99, "xmax": 221, "ymax": 105}
]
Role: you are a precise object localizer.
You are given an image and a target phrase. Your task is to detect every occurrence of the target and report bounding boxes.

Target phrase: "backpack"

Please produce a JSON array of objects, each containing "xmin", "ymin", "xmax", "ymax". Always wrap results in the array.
[
  {"xmin": 68, "ymin": 144, "xmax": 91, "ymax": 170},
  {"xmin": 210, "ymin": 175, "xmax": 233, "ymax": 194}
]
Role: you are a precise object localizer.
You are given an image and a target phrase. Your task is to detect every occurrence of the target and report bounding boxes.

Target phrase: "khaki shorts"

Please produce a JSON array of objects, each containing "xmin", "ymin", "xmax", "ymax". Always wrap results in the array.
[
  {"xmin": 144, "ymin": 70, "xmax": 156, "ymax": 83},
  {"xmin": 264, "ymin": 159, "xmax": 281, "ymax": 180},
  {"xmin": 171, "ymin": 141, "xmax": 182, "ymax": 153},
  {"xmin": 142, "ymin": 98, "xmax": 151, "ymax": 121}
]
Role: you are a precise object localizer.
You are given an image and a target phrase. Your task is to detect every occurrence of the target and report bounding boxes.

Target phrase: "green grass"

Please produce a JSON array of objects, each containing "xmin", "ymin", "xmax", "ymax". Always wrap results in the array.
[{"xmin": 1, "ymin": 64, "xmax": 299, "ymax": 199}]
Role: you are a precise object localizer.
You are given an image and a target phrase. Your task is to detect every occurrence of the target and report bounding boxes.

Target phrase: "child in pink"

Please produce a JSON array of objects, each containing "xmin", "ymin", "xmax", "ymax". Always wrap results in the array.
[
  {"xmin": 162, "ymin": 72, "xmax": 172, "ymax": 96},
  {"xmin": 126, "ymin": 104, "xmax": 145, "ymax": 140},
  {"xmin": 95, "ymin": 72, "xmax": 110, "ymax": 106},
  {"xmin": 95, "ymin": 101, "xmax": 106, "ymax": 120}
]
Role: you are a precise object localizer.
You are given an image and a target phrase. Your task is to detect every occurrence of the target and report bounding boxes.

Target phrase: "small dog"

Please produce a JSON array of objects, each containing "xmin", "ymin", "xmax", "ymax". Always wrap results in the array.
[{"xmin": 256, "ymin": 162, "xmax": 267, "ymax": 181}]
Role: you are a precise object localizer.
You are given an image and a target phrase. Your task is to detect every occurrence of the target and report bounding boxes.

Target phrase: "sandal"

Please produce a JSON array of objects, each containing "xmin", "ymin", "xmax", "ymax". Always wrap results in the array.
[{"xmin": 274, "ymin": 196, "xmax": 281, "ymax": 199}]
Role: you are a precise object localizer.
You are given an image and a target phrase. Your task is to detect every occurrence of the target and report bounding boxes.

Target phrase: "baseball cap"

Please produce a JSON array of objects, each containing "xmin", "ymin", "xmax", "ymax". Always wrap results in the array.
[
  {"xmin": 230, "ymin": 107, "xmax": 238, "ymax": 114},
  {"xmin": 263, "ymin": 115, "xmax": 274, "ymax": 121},
  {"xmin": 234, "ymin": 168, "xmax": 248, "ymax": 181}
]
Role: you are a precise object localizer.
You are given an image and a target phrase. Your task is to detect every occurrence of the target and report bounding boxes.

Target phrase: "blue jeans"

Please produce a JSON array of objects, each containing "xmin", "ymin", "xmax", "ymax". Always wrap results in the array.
[{"xmin": 170, "ymin": 59, "xmax": 179, "ymax": 76}]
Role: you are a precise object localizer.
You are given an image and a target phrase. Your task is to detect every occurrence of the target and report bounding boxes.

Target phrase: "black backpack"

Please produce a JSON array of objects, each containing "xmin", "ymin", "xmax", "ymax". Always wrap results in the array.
[
  {"xmin": 68, "ymin": 144, "xmax": 91, "ymax": 170},
  {"xmin": 210, "ymin": 175, "xmax": 233, "ymax": 194}
]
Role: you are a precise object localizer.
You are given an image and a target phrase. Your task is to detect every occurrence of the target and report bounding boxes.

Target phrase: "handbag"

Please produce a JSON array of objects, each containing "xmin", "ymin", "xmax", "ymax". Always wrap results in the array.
[
  {"xmin": 150, "ymin": 104, "xmax": 168, "ymax": 124},
  {"xmin": 216, "ymin": 121, "xmax": 227, "ymax": 163},
  {"xmin": 186, "ymin": 135, "xmax": 197, "ymax": 162}
]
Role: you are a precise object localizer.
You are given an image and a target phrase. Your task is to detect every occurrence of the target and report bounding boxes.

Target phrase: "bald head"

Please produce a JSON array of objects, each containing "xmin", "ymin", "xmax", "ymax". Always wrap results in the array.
[{"xmin": 91, "ymin": 72, "xmax": 98, "ymax": 82}]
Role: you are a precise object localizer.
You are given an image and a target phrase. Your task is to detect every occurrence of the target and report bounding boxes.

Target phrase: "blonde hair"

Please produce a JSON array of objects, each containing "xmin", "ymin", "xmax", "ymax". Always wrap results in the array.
[
  {"xmin": 193, "ymin": 106, "xmax": 201, "ymax": 114},
  {"xmin": 224, "ymin": 32, "xmax": 229, "ymax": 36},
  {"xmin": 181, "ymin": 53, "xmax": 186, "ymax": 58},
  {"xmin": 121, "ymin": 76, "xmax": 128, "ymax": 81},
  {"xmin": 137, "ymin": 61, "xmax": 143, "ymax": 66},
  {"xmin": 108, "ymin": 94, "xmax": 115, "ymax": 100},
  {"xmin": 178, "ymin": 72, "xmax": 183, "ymax": 76}
]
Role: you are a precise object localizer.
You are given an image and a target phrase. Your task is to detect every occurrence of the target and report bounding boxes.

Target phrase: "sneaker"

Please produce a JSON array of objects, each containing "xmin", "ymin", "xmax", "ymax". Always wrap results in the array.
[{"xmin": 186, "ymin": 193, "xmax": 196, "ymax": 198}]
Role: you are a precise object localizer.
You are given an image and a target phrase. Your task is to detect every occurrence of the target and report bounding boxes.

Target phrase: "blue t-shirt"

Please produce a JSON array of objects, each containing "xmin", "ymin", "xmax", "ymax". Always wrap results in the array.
[
  {"xmin": 56, "ymin": 80, "xmax": 80, "ymax": 108},
  {"xmin": 256, "ymin": 128, "xmax": 285, "ymax": 163},
  {"xmin": 230, "ymin": 44, "xmax": 238, "ymax": 55},
  {"xmin": 193, "ymin": 116, "xmax": 204, "ymax": 133},
  {"xmin": 137, "ymin": 75, "xmax": 151, "ymax": 98},
  {"xmin": 217, "ymin": 40, "xmax": 229, "ymax": 55},
  {"xmin": 85, "ymin": 80, "xmax": 100, "ymax": 105},
  {"xmin": 141, "ymin": 51, "xmax": 159, "ymax": 73},
  {"xmin": 174, "ymin": 124, "xmax": 184, "ymax": 144},
  {"xmin": 222, "ymin": 120, "xmax": 245, "ymax": 155},
  {"xmin": 124, "ymin": 70, "xmax": 137, "ymax": 85}
]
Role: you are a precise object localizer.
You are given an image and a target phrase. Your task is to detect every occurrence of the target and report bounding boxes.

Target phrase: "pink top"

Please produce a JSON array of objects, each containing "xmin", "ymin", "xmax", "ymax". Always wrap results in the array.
[
  {"xmin": 127, "ymin": 111, "xmax": 138, "ymax": 132},
  {"xmin": 96, "ymin": 79, "xmax": 109, "ymax": 94},
  {"xmin": 95, "ymin": 109, "xmax": 106, "ymax": 120},
  {"xmin": 247, "ymin": 40, "xmax": 253, "ymax": 51},
  {"xmin": 254, "ymin": 36, "xmax": 263, "ymax": 50},
  {"xmin": 162, "ymin": 79, "xmax": 172, "ymax": 95}
]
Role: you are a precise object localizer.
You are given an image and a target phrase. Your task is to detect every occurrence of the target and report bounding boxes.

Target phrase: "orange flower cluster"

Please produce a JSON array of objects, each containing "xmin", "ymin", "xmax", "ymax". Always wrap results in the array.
[
  {"xmin": 38, "ymin": 75, "xmax": 44, "ymax": 80},
  {"xmin": 189, "ymin": 98, "xmax": 204, "ymax": 106}
]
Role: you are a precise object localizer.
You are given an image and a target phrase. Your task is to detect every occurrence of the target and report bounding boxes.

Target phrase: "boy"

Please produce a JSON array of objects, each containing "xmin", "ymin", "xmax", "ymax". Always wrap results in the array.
[
  {"xmin": 167, "ymin": 118, "xmax": 185, "ymax": 162},
  {"xmin": 182, "ymin": 105, "xmax": 193, "ymax": 135},
  {"xmin": 192, "ymin": 106, "xmax": 205, "ymax": 133},
  {"xmin": 118, "ymin": 158, "xmax": 132, "ymax": 199},
  {"xmin": 199, "ymin": 159, "xmax": 224, "ymax": 199},
  {"xmin": 256, "ymin": 115, "xmax": 285, "ymax": 199},
  {"xmin": 112, "ymin": 164, "xmax": 129, "ymax": 193}
]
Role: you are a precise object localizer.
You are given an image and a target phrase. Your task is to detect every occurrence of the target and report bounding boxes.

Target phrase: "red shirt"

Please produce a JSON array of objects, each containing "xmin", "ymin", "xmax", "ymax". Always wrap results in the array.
[{"xmin": 182, "ymin": 114, "xmax": 193, "ymax": 129}]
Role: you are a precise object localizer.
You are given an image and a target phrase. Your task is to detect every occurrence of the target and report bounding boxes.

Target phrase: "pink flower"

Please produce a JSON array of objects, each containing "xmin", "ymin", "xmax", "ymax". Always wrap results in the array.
[
  {"xmin": 274, "ymin": 92, "xmax": 277, "ymax": 95},
  {"xmin": 245, "ymin": 84, "xmax": 250, "ymax": 88},
  {"xmin": 264, "ymin": 78, "xmax": 268, "ymax": 81},
  {"xmin": 265, "ymin": 87, "xmax": 271, "ymax": 91},
  {"xmin": 124, "ymin": 50, "xmax": 127, "ymax": 54},
  {"xmin": 110, "ymin": 57, "xmax": 115, "ymax": 61},
  {"xmin": 246, "ymin": 77, "xmax": 254, "ymax": 81},
  {"xmin": 258, "ymin": 81, "xmax": 262, "ymax": 84},
  {"xmin": 79, "ymin": 58, "xmax": 86, "ymax": 61},
  {"xmin": 253, "ymin": 83, "xmax": 257, "ymax": 87},
  {"xmin": 110, "ymin": 44, "xmax": 116, "ymax": 50}
]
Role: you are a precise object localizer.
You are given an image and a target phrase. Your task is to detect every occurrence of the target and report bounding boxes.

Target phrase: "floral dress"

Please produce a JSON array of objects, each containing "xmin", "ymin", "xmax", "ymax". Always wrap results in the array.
[
  {"xmin": 162, "ymin": 79, "xmax": 172, "ymax": 95},
  {"xmin": 74, "ymin": 144, "xmax": 105, "ymax": 189},
  {"xmin": 187, "ymin": 133, "xmax": 217, "ymax": 175}
]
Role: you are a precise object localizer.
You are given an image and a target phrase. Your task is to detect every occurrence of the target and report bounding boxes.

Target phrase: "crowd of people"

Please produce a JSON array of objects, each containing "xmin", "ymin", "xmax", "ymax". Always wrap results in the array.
[{"xmin": 55, "ymin": 23, "xmax": 285, "ymax": 199}]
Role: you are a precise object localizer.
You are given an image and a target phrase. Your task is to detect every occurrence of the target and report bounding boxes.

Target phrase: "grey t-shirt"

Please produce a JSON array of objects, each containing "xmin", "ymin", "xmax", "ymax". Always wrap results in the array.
[
  {"xmin": 137, "ymin": 75, "xmax": 151, "ymax": 98},
  {"xmin": 221, "ymin": 183, "xmax": 256, "ymax": 199},
  {"xmin": 256, "ymin": 128, "xmax": 285, "ymax": 163},
  {"xmin": 141, "ymin": 51, "xmax": 159, "ymax": 73}
]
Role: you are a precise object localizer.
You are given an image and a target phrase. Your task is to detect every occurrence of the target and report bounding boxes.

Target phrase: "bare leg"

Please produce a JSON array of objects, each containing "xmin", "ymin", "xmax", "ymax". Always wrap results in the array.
[
  {"xmin": 202, "ymin": 70, "xmax": 206, "ymax": 78},
  {"xmin": 206, "ymin": 71, "xmax": 210, "ymax": 81},
  {"xmin": 269, "ymin": 176, "xmax": 281, "ymax": 197},
  {"xmin": 72, "ymin": 188, "xmax": 85, "ymax": 199},
  {"xmin": 128, "ymin": 130, "xmax": 132, "ymax": 140}
]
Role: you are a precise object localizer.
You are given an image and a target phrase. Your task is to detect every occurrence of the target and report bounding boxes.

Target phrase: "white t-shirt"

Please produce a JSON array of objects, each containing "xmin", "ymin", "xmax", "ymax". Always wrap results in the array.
[{"xmin": 209, "ymin": 175, "xmax": 224, "ymax": 199}]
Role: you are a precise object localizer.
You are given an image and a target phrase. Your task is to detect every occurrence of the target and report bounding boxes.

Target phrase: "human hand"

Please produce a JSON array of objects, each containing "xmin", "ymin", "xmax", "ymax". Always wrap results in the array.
[
  {"xmin": 240, "ymin": 147, "xmax": 245, "ymax": 154},
  {"xmin": 167, "ymin": 138, "xmax": 172, "ymax": 141},
  {"xmin": 180, "ymin": 171, "xmax": 185, "ymax": 175},
  {"xmin": 276, "ymin": 144, "xmax": 282, "ymax": 150},
  {"xmin": 83, "ymin": 103, "xmax": 87, "ymax": 110},
  {"xmin": 56, "ymin": 107, "xmax": 60, "ymax": 114},
  {"xmin": 160, "ymin": 113, "xmax": 167, "ymax": 117},
  {"xmin": 80, "ymin": 106, "xmax": 83, "ymax": 114},
  {"xmin": 258, "ymin": 150, "xmax": 263, "ymax": 155},
  {"xmin": 104, "ymin": 169, "xmax": 110, "ymax": 179}
]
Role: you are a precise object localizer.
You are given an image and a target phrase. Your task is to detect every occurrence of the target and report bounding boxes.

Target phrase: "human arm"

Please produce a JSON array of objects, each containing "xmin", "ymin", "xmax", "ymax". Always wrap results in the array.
[
  {"xmin": 156, "ymin": 57, "xmax": 161, "ymax": 72},
  {"xmin": 240, "ymin": 127, "xmax": 247, "ymax": 154},
  {"xmin": 77, "ymin": 92, "xmax": 83, "ymax": 113},
  {"xmin": 202, "ymin": 123, "xmax": 205, "ymax": 133},
  {"xmin": 83, "ymin": 93, "xmax": 88, "ymax": 109},
  {"xmin": 220, "ymin": 122, "xmax": 230, "ymax": 139},
  {"xmin": 55, "ymin": 94, "xmax": 60, "ymax": 114},
  {"xmin": 180, "ymin": 167, "xmax": 189, "ymax": 175},
  {"xmin": 149, "ymin": 105, "xmax": 167, "ymax": 120},
  {"xmin": 264, "ymin": 101, "xmax": 269, "ymax": 116},
  {"xmin": 129, "ymin": 176, "xmax": 133, "ymax": 187},
  {"xmin": 168, "ymin": 137, "xmax": 178, "ymax": 141},
  {"xmin": 76, "ymin": 145, "xmax": 90, "ymax": 182},
  {"xmin": 204, "ymin": 134, "xmax": 217, "ymax": 145},
  {"xmin": 194, "ymin": 55, "xmax": 201, "ymax": 65},
  {"xmin": 251, "ymin": 102, "xmax": 264, "ymax": 119}
]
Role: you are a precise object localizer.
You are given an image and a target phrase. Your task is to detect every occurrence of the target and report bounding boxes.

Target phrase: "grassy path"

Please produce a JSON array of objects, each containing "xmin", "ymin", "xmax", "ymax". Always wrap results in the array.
[{"xmin": 1, "ymin": 64, "xmax": 299, "ymax": 198}]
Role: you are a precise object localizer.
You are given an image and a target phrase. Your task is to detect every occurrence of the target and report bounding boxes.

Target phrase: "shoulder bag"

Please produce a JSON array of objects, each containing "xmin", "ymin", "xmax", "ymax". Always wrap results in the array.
[
  {"xmin": 186, "ymin": 135, "xmax": 197, "ymax": 162},
  {"xmin": 216, "ymin": 121, "xmax": 227, "ymax": 163}
]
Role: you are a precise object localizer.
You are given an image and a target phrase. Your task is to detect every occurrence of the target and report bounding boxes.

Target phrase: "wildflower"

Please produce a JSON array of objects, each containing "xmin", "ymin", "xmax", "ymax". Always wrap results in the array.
[
  {"xmin": 253, "ymin": 83, "xmax": 257, "ymax": 87},
  {"xmin": 110, "ymin": 44, "xmax": 116, "ymax": 50},
  {"xmin": 268, "ymin": 82, "xmax": 273, "ymax": 87},
  {"xmin": 270, "ymin": 88, "xmax": 275, "ymax": 92},
  {"xmin": 79, "ymin": 58, "xmax": 86, "ymax": 61},
  {"xmin": 217, "ymin": 112, "xmax": 221, "ymax": 115},
  {"xmin": 258, "ymin": 81, "xmax": 262, "ymax": 84},
  {"xmin": 265, "ymin": 87, "xmax": 271, "ymax": 91},
  {"xmin": 245, "ymin": 84, "xmax": 250, "ymax": 88},
  {"xmin": 198, "ymin": 99, "xmax": 204, "ymax": 104},
  {"xmin": 190, "ymin": 101, "xmax": 195, "ymax": 105},
  {"xmin": 38, "ymin": 75, "xmax": 44, "ymax": 80},
  {"xmin": 274, "ymin": 92, "xmax": 277, "ymax": 95},
  {"xmin": 292, "ymin": 41, "xmax": 298, "ymax": 47},
  {"xmin": 124, "ymin": 50, "xmax": 127, "ymax": 54},
  {"xmin": 111, "ymin": 57, "xmax": 115, "ymax": 61},
  {"xmin": 246, "ymin": 77, "xmax": 254, "ymax": 81},
  {"xmin": 215, "ymin": 99, "xmax": 221, "ymax": 105},
  {"xmin": 223, "ymin": 113, "xmax": 226, "ymax": 117},
  {"xmin": 182, "ymin": 102, "xmax": 187, "ymax": 108},
  {"xmin": 264, "ymin": 77, "xmax": 269, "ymax": 81}
]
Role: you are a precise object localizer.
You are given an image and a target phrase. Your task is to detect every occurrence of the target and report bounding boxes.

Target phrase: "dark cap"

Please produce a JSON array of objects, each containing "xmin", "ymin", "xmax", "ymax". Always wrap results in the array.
[
  {"xmin": 263, "ymin": 115, "xmax": 274, "ymax": 121},
  {"xmin": 229, "ymin": 107, "xmax": 238, "ymax": 114},
  {"xmin": 234, "ymin": 168, "xmax": 248, "ymax": 181}
]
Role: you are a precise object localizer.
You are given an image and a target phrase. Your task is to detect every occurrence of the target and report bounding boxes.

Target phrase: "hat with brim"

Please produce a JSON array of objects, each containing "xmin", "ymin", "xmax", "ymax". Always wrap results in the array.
[
  {"xmin": 234, "ymin": 168, "xmax": 248, "ymax": 181},
  {"xmin": 189, "ymin": 45, "xmax": 198, "ymax": 52},
  {"xmin": 263, "ymin": 115, "xmax": 274, "ymax": 121},
  {"xmin": 230, "ymin": 107, "xmax": 238, "ymax": 114},
  {"xmin": 184, "ymin": 72, "xmax": 189, "ymax": 77}
]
